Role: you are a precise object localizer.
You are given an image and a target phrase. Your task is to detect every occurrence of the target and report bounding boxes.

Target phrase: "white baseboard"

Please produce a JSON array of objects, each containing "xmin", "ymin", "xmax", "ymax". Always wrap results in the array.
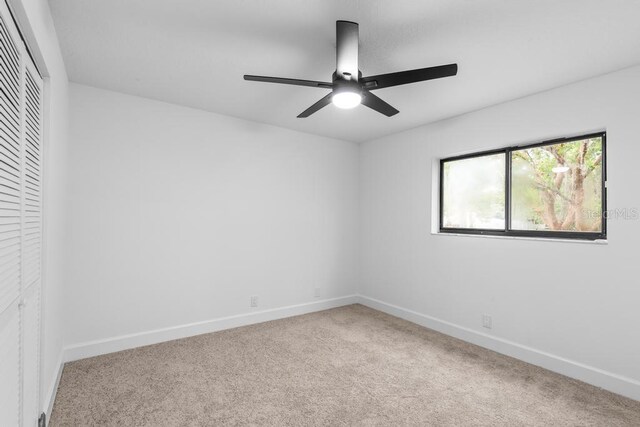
[
  {"xmin": 42, "ymin": 350, "xmax": 64, "ymax": 425},
  {"xmin": 63, "ymin": 295, "xmax": 358, "ymax": 363},
  {"xmin": 357, "ymin": 295, "xmax": 640, "ymax": 402}
]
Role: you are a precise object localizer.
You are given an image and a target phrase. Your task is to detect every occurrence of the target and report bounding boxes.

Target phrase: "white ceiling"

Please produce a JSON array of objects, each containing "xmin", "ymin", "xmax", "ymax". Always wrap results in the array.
[{"xmin": 50, "ymin": 0, "xmax": 640, "ymax": 143}]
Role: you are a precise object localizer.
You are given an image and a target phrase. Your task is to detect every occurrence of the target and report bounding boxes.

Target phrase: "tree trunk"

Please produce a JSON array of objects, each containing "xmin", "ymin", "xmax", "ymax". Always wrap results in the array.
[
  {"xmin": 572, "ymin": 168, "xmax": 587, "ymax": 230},
  {"xmin": 542, "ymin": 190, "xmax": 561, "ymax": 230}
]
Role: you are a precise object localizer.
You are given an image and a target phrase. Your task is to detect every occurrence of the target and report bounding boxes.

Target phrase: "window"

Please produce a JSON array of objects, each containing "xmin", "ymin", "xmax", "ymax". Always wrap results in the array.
[
  {"xmin": 441, "ymin": 152, "xmax": 505, "ymax": 230},
  {"xmin": 440, "ymin": 133, "xmax": 606, "ymax": 240}
]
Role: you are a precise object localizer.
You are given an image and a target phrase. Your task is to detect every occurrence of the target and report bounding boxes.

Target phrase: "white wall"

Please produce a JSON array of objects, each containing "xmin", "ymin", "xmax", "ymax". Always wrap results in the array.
[
  {"xmin": 65, "ymin": 84, "xmax": 359, "ymax": 346},
  {"xmin": 64, "ymin": 67, "xmax": 640, "ymax": 400},
  {"xmin": 8, "ymin": 0, "xmax": 70, "ymax": 415},
  {"xmin": 360, "ymin": 66, "xmax": 640, "ymax": 398}
]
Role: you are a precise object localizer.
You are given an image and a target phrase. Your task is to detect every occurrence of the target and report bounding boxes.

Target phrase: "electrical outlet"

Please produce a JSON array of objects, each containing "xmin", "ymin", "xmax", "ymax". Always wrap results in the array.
[
  {"xmin": 482, "ymin": 314, "xmax": 492, "ymax": 329},
  {"xmin": 250, "ymin": 295, "xmax": 259, "ymax": 308},
  {"xmin": 314, "ymin": 287, "xmax": 321, "ymax": 298}
]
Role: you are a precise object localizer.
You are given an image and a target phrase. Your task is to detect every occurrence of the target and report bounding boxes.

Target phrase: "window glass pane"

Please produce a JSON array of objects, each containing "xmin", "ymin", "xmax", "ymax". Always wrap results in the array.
[
  {"xmin": 511, "ymin": 136, "xmax": 603, "ymax": 232},
  {"xmin": 442, "ymin": 153, "xmax": 505, "ymax": 229}
]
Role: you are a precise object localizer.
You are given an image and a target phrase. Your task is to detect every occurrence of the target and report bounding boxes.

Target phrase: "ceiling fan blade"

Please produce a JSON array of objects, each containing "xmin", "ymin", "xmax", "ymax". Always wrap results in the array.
[
  {"xmin": 297, "ymin": 93, "xmax": 333, "ymax": 118},
  {"xmin": 244, "ymin": 75, "xmax": 333, "ymax": 89},
  {"xmin": 336, "ymin": 21, "xmax": 359, "ymax": 81},
  {"xmin": 361, "ymin": 92, "xmax": 399, "ymax": 117},
  {"xmin": 362, "ymin": 63, "xmax": 457, "ymax": 90}
]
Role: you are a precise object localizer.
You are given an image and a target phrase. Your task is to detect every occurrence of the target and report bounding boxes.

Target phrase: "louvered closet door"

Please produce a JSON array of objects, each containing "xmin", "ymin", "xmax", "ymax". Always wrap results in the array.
[
  {"xmin": 0, "ymin": 1, "xmax": 44, "ymax": 426},
  {"xmin": 23, "ymin": 63, "xmax": 42, "ymax": 291},
  {"xmin": 0, "ymin": 4, "xmax": 23, "ymax": 425},
  {"xmin": 21, "ymin": 58, "xmax": 43, "ymax": 427}
]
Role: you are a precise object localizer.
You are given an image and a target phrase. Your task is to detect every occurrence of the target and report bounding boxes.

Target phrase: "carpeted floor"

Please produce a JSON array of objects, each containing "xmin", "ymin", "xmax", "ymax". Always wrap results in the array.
[{"xmin": 51, "ymin": 304, "xmax": 640, "ymax": 426}]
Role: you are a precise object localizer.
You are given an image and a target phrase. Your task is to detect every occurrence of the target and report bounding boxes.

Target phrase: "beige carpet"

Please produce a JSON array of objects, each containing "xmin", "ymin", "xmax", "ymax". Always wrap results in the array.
[{"xmin": 51, "ymin": 304, "xmax": 640, "ymax": 426}]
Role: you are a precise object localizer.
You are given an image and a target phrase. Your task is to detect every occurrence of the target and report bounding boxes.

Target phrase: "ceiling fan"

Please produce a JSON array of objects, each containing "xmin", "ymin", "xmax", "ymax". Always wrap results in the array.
[{"xmin": 244, "ymin": 20, "xmax": 458, "ymax": 118}]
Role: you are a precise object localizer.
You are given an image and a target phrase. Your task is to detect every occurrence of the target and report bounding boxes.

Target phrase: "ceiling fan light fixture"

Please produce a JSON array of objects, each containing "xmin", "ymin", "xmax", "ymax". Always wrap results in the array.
[{"xmin": 332, "ymin": 90, "xmax": 361, "ymax": 109}]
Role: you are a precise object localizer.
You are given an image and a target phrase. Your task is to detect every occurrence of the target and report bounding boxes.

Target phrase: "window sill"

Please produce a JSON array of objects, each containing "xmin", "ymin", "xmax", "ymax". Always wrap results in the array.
[{"xmin": 431, "ymin": 232, "xmax": 608, "ymax": 245}]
